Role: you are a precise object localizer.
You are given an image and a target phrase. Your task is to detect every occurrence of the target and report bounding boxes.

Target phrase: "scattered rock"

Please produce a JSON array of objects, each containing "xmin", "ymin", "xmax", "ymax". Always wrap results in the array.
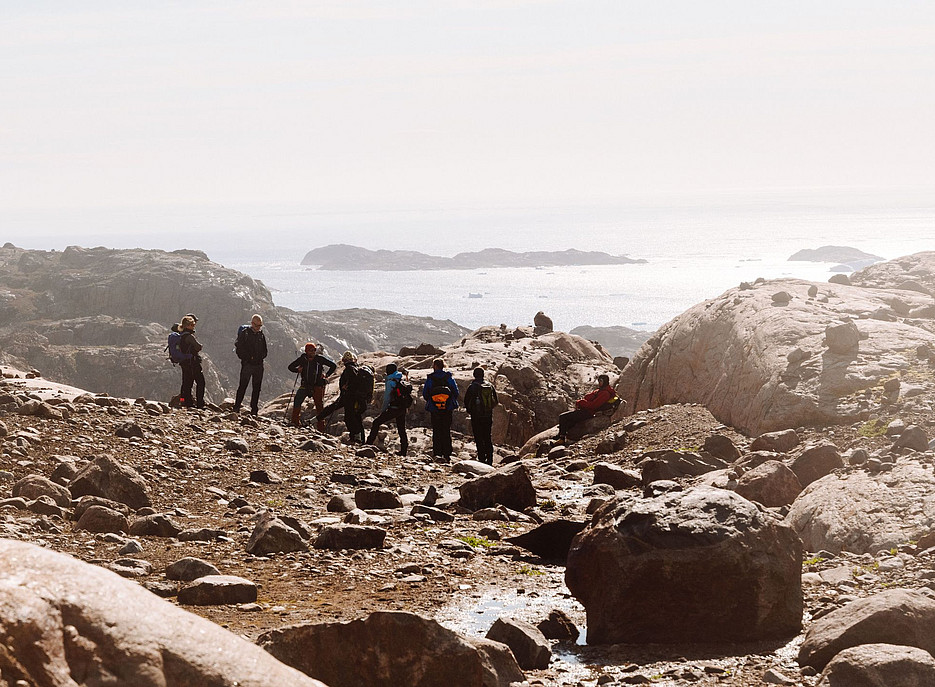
[
  {"xmin": 355, "ymin": 487, "xmax": 404, "ymax": 510},
  {"xmin": 751, "ymin": 429, "xmax": 800, "ymax": 453},
  {"xmin": 314, "ymin": 524, "xmax": 386, "ymax": 550},
  {"xmin": 260, "ymin": 611, "xmax": 524, "ymax": 687},
  {"xmin": 506, "ymin": 519, "xmax": 587, "ymax": 561},
  {"xmin": 799, "ymin": 588, "xmax": 935, "ymax": 670},
  {"xmin": 536, "ymin": 608, "xmax": 579, "ymax": 641},
  {"xmin": 817, "ymin": 643, "xmax": 935, "ymax": 686},
  {"xmin": 791, "ymin": 443, "xmax": 844, "ymax": 487},
  {"xmin": 458, "ymin": 462, "xmax": 537, "ymax": 512},
  {"xmin": 76, "ymin": 505, "xmax": 130, "ymax": 534},
  {"xmin": 166, "ymin": 557, "xmax": 221, "ymax": 582},
  {"xmin": 485, "ymin": 617, "xmax": 551, "ymax": 670},
  {"xmin": 592, "ymin": 462, "xmax": 641, "ymax": 490},
  {"xmin": 246, "ymin": 511, "xmax": 309, "ymax": 555},
  {"xmin": 69, "ymin": 454, "xmax": 152, "ymax": 509},
  {"xmin": 11, "ymin": 474, "xmax": 72, "ymax": 508},
  {"xmin": 129, "ymin": 513, "xmax": 183, "ymax": 538},
  {"xmin": 178, "ymin": 575, "xmax": 259, "ymax": 605},
  {"xmin": 734, "ymin": 460, "xmax": 802, "ymax": 508}
]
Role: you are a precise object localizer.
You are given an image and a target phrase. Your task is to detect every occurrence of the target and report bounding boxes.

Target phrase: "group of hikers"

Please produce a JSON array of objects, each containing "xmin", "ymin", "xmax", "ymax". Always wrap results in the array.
[{"xmin": 168, "ymin": 312, "xmax": 619, "ymax": 462}]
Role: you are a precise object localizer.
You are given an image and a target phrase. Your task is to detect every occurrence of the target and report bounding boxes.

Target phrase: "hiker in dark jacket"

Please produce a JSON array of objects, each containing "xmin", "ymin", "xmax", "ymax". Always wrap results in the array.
[
  {"xmin": 288, "ymin": 342, "xmax": 336, "ymax": 428},
  {"xmin": 423, "ymin": 358, "xmax": 459, "ymax": 460},
  {"xmin": 556, "ymin": 374, "xmax": 616, "ymax": 442},
  {"xmin": 463, "ymin": 367, "xmax": 498, "ymax": 465},
  {"xmin": 178, "ymin": 315, "xmax": 205, "ymax": 409},
  {"xmin": 233, "ymin": 314, "xmax": 268, "ymax": 415},
  {"xmin": 316, "ymin": 351, "xmax": 366, "ymax": 443},
  {"xmin": 365, "ymin": 363, "xmax": 409, "ymax": 456}
]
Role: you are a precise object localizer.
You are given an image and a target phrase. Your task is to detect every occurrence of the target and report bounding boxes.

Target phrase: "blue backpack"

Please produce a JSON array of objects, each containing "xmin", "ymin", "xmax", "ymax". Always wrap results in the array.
[{"xmin": 166, "ymin": 329, "xmax": 191, "ymax": 365}]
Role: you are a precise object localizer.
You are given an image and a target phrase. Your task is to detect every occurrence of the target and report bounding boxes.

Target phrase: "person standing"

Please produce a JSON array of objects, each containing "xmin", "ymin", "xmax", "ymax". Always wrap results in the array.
[
  {"xmin": 463, "ymin": 367, "xmax": 498, "ymax": 465},
  {"xmin": 423, "ymin": 358, "xmax": 459, "ymax": 460},
  {"xmin": 178, "ymin": 315, "xmax": 205, "ymax": 409},
  {"xmin": 233, "ymin": 314, "xmax": 267, "ymax": 415},
  {"xmin": 365, "ymin": 363, "xmax": 410, "ymax": 456},
  {"xmin": 556, "ymin": 374, "xmax": 615, "ymax": 442},
  {"xmin": 287, "ymin": 342, "xmax": 336, "ymax": 428},
  {"xmin": 338, "ymin": 351, "xmax": 367, "ymax": 444}
]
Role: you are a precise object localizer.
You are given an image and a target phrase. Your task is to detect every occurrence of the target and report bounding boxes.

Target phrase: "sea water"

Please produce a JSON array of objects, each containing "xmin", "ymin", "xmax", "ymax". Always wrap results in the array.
[
  {"xmin": 7, "ymin": 197, "xmax": 933, "ymax": 333},
  {"xmin": 218, "ymin": 200, "xmax": 935, "ymax": 333}
]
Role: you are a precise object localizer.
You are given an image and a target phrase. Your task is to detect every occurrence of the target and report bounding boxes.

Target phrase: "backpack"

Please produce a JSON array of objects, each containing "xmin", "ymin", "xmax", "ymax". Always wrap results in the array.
[
  {"xmin": 393, "ymin": 379, "xmax": 414, "ymax": 408},
  {"xmin": 234, "ymin": 324, "xmax": 249, "ymax": 357},
  {"xmin": 428, "ymin": 377, "xmax": 453, "ymax": 412},
  {"xmin": 469, "ymin": 382, "xmax": 497, "ymax": 417},
  {"xmin": 355, "ymin": 365, "xmax": 375, "ymax": 403},
  {"xmin": 166, "ymin": 330, "xmax": 191, "ymax": 365}
]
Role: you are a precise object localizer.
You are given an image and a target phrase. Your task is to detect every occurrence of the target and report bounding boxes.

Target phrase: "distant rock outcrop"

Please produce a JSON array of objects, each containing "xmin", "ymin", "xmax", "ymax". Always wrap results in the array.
[
  {"xmin": 569, "ymin": 324, "xmax": 650, "ymax": 358},
  {"xmin": 789, "ymin": 245, "xmax": 884, "ymax": 272},
  {"xmin": 301, "ymin": 243, "xmax": 646, "ymax": 270},
  {"xmin": 0, "ymin": 244, "xmax": 467, "ymax": 402},
  {"xmin": 617, "ymin": 261, "xmax": 935, "ymax": 435}
]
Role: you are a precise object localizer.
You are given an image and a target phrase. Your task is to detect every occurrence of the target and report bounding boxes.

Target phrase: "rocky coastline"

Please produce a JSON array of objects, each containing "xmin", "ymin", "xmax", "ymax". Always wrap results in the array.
[{"xmin": 3, "ymin": 250, "xmax": 935, "ymax": 686}]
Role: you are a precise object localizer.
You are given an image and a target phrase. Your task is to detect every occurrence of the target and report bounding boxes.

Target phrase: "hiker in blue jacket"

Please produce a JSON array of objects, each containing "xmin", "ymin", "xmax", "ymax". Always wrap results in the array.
[
  {"xmin": 423, "ymin": 358, "xmax": 459, "ymax": 460},
  {"xmin": 365, "ymin": 363, "xmax": 410, "ymax": 456}
]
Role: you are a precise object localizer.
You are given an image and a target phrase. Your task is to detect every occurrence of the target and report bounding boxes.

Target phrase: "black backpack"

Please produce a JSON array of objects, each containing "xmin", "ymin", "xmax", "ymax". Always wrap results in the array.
[
  {"xmin": 355, "ymin": 365, "xmax": 375, "ymax": 403},
  {"xmin": 393, "ymin": 379, "xmax": 414, "ymax": 408},
  {"xmin": 234, "ymin": 324, "xmax": 249, "ymax": 358}
]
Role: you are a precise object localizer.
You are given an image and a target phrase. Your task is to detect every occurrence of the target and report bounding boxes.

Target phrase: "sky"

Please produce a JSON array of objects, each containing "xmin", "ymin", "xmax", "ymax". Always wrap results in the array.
[{"xmin": 2, "ymin": 1, "xmax": 935, "ymax": 245}]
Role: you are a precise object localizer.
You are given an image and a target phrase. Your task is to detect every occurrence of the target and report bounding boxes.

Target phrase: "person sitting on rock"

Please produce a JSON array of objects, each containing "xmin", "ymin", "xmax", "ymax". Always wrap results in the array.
[
  {"xmin": 287, "ymin": 342, "xmax": 336, "ymax": 428},
  {"xmin": 556, "ymin": 374, "xmax": 617, "ymax": 443},
  {"xmin": 365, "ymin": 363, "xmax": 409, "ymax": 456}
]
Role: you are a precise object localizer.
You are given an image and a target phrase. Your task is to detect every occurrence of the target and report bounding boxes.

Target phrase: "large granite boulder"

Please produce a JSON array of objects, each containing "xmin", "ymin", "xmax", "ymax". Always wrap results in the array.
[
  {"xmin": 360, "ymin": 326, "xmax": 619, "ymax": 447},
  {"xmin": 0, "ymin": 538, "xmax": 326, "ymax": 687},
  {"xmin": 246, "ymin": 511, "xmax": 309, "ymax": 555},
  {"xmin": 259, "ymin": 610, "xmax": 524, "ymax": 687},
  {"xmin": 799, "ymin": 589, "xmax": 935, "ymax": 671},
  {"xmin": 616, "ymin": 266, "xmax": 935, "ymax": 434},
  {"xmin": 786, "ymin": 458, "xmax": 935, "ymax": 554},
  {"xmin": 565, "ymin": 486, "xmax": 802, "ymax": 644}
]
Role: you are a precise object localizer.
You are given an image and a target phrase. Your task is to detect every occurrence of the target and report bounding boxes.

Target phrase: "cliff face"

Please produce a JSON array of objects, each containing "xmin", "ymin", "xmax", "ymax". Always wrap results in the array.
[
  {"xmin": 0, "ymin": 245, "xmax": 467, "ymax": 401},
  {"xmin": 617, "ymin": 255, "xmax": 935, "ymax": 436}
]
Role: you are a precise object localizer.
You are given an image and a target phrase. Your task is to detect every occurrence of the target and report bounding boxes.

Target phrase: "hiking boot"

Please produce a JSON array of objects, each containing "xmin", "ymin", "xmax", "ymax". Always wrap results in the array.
[{"xmin": 290, "ymin": 407, "xmax": 302, "ymax": 427}]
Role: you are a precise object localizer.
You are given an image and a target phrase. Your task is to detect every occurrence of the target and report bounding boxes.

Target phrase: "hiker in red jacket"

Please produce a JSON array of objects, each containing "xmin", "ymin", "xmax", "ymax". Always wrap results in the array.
[{"xmin": 556, "ymin": 374, "xmax": 615, "ymax": 442}]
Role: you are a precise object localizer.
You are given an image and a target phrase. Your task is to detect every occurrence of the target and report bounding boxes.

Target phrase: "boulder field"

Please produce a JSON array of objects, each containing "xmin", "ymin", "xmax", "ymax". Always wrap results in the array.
[{"xmin": 617, "ymin": 252, "xmax": 935, "ymax": 435}]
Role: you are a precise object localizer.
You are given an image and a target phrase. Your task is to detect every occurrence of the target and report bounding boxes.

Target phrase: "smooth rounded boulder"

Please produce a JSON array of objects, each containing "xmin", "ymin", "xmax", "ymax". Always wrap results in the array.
[
  {"xmin": 818, "ymin": 643, "xmax": 935, "ymax": 686},
  {"xmin": 69, "ymin": 454, "xmax": 152, "ymax": 509},
  {"xmin": 799, "ymin": 588, "xmax": 935, "ymax": 670},
  {"xmin": 0, "ymin": 538, "xmax": 326, "ymax": 687},
  {"xmin": 735, "ymin": 460, "xmax": 802, "ymax": 508},
  {"xmin": 566, "ymin": 485, "xmax": 803, "ymax": 644},
  {"xmin": 259, "ymin": 610, "xmax": 523, "ymax": 687}
]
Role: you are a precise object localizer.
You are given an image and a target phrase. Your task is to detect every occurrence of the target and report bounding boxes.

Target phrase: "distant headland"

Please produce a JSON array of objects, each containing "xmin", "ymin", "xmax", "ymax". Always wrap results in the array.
[{"xmin": 301, "ymin": 244, "xmax": 647, "ymax": 271}]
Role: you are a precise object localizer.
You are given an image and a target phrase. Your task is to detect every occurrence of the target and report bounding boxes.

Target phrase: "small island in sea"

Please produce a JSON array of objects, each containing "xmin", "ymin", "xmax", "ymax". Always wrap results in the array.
[{"xmin": 301, "ymin": 244, "xmax": 647, "ymax": 271}]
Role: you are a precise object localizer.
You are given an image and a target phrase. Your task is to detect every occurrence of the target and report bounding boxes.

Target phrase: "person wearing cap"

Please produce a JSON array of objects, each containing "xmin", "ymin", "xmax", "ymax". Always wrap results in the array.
[
  {"xmin": 178, "ymin": 315, "xmax": 205, "ymax": 408},
  {"xmin": 287, "ymin": 342, "xmax": 336, "ymax": 428},
  {"xmin": 233, "ymin": 314, "xmax": 268, "ymax": 416},
  {"xmin": 365, "ymin": 363, "xmax": 409, "ymax": 456}
]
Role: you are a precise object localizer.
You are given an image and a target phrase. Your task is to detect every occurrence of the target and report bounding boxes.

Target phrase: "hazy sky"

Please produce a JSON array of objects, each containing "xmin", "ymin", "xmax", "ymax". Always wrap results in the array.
[{"xmin": 3, "ymin": 1, "xmax": 935, "ymax": 224}]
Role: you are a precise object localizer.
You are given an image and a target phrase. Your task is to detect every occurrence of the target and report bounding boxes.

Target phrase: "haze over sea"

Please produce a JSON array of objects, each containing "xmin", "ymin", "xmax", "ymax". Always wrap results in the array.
[{"xmin": 7, "ymin": 194, "xmax": 934, "ymax": 335}]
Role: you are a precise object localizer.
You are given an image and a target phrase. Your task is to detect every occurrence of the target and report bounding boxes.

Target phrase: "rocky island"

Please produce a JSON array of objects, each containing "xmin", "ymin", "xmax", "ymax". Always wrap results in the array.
[
  {"xmin": 4, "ymin": 249, "xmax": 935, "ymax": 686},
  {"xmin": 301, "ymin": 243, "xmax": 646, "ymax": 270},
  {"xmin": 788, "ymin": 245, "xmax": 884, "ymax": 272}
]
